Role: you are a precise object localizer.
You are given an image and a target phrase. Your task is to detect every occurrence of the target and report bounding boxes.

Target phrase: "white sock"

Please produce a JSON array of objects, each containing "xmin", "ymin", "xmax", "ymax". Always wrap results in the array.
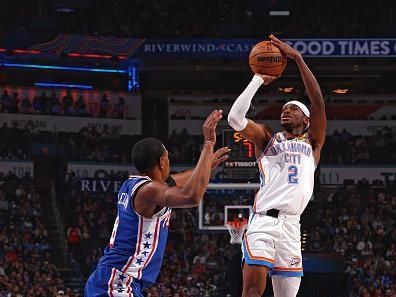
[{"xmin": 272, "ymin": 275, "xmax": 301, "ymax": 297}]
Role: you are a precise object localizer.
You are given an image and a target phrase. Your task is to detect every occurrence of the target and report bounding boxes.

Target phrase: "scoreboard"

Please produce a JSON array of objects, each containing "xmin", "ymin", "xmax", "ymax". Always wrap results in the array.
[{"xmin": 222, "ymin": 129, "xmax": 259, "ymax": 180}]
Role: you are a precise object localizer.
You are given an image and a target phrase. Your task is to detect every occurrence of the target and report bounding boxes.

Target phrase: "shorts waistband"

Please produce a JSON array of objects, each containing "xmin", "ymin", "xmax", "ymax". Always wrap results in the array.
[
  {"xmin": 256, "ymin": 209, "xmax": 300, "ymax": 222},
  {"xmin": 277, "ymin": 211, "xmax": 300, "ymax": 222}
]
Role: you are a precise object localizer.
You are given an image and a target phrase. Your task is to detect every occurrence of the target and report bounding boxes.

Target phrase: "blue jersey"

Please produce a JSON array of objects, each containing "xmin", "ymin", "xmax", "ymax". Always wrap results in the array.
[{"xmin": 96, "ymin": 175, "xmax": 171, "ymax": 289}]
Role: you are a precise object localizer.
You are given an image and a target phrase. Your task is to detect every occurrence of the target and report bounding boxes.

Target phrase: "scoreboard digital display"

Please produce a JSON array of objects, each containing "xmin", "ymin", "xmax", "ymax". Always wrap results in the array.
[{"xmin": 222, "ymin": 130, "xmax": 258, "ymax": 180}]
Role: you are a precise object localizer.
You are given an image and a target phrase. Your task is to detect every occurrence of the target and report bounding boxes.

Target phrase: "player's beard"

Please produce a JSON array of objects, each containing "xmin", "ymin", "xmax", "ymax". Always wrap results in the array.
[
  {"xmin": 281, "ymin": 122, "xmax": 293, "ymax": 132},
  {"xmin": 281, "ymin": 120, "xmax": 305, "ymax": 134}
]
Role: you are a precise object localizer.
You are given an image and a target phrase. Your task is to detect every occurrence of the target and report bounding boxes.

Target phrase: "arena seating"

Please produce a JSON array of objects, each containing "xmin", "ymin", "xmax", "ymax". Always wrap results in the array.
[
  {"xmin": 64, "ymin": 176, "xmax": 395, "ymax": 296},
  {"xmin": 303, "ymin": 181, "xmax": 396, "ymax": 296},
  {"xmin": 2, "ymin": 0, "xmax": 394, "ymax": 38},
  {"xmin": 2, "ymin": 125, "xmax": 395, "ymax": 165},
  {"xmin": 1, "ymin": 122, "xmax": 395, "ymax": 296},
  {"xmin": 0, "ymin": 89, "xmax": 126, "ymax": 119},
  {"xmin": 0, "ymin": 171, "xmax": 76, "ymax": 296},
  {"xmin": 1, "ymin": 1, "xmax": 395, "ymax": 295}
]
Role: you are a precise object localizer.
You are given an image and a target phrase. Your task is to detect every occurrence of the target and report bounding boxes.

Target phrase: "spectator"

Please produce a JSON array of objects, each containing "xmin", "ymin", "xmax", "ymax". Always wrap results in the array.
[
  {"xmin": 1, "ymin": 90, "xmax": 11, "ymax": 113},
  {"xmin": 114, "ymin": 96, "xmax": 125, "ymax": 118},
  {"xmin": 76, "ymin": 96, "xmax": 88, "ymax": 116},
  {"xmin": 99, "ymin": 94, "xmax": 109, "ymax": 117},
  {"xmin": 49, "ymin": 91, "xmax": 61, "ymax": 115},
  {"xmin": 39, "ymin": 92, "xmax": 49, "ymax": 114},
  {"xmin": 20, "ymin": 96, "xmax": 32, "ymax": 114},
  {"xmin": 62, "ymin": 91, "xmax": 74, "ymax": 115},
  {"xmin": 66, "ymin": 224, "xmax": 82, "ymax": 264},
  {"xmin": 33, "ymin": 92, "xmax": 43, "ymax": 113},
  {"xmin": 9, "ymin": 92, "xmax": 19, "ymax": 113}
]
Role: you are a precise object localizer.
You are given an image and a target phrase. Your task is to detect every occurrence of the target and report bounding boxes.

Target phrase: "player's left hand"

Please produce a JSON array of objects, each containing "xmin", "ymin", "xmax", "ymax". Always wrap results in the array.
[
  {"xmin": 211, "ymin": 147, "xmax": 230, "ymax": 169},
  {"xmin": 269, "ymin": 34, "xmax": 301, "ymax": 60}
]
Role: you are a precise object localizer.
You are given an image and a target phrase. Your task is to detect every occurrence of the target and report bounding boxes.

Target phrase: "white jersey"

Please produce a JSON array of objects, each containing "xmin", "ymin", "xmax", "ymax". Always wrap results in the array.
[{"xmin": 253, "ymin": 132, "xmax": 316, "ymax": 216}]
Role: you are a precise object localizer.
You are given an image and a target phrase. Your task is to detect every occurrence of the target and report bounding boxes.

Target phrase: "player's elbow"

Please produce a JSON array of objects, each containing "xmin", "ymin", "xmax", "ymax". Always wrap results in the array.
[
  {"xmin": 228, "ymin": 112, "xmax": 247, "ymax": 131},
  {"xmin": 185, "ymin": 190, "xmax": 203, "ymax": 207},
  {"xmin": 188, "ymin": 196, "xmax": 201, "ymax": 207},
  {"xmin": 227, "ymin": 112, "xmax": 236, "ymax": 128}
]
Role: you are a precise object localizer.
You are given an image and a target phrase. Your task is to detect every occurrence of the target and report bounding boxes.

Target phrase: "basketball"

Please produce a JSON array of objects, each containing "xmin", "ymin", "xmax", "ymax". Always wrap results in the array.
[{"xmin": 249, "ymin": 41, "xmax": 287, "ymax": 76}]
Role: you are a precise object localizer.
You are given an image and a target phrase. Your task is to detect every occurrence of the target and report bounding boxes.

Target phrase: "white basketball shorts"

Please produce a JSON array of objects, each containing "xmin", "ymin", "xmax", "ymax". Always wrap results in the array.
[{"xmin": 241, "ymin": 212, "xmax": 303, "ymax": 277}]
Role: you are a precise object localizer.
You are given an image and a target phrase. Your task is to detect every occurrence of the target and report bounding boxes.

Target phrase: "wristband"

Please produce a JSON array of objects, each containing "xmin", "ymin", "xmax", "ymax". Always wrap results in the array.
[{"xmin": 204, "ymin": 140, "xmax": 215, "ymax": 146}]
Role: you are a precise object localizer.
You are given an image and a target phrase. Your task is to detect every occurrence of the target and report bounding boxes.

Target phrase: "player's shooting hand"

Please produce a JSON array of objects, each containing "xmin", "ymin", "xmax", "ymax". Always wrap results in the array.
[
  {"xmin": 203, "ymin": 110, "xmax": 223, "ymax": 145},
  {"xmin": 211, "ymin": 147, "xmax": 231, "ymax": 169},
  {"xmin": 255, "ymin": 74, "xmax": 278, "ymax": 85},
  {"xmin": 269, "ymin": 34, "xmax": 301, "ymax": 60}
]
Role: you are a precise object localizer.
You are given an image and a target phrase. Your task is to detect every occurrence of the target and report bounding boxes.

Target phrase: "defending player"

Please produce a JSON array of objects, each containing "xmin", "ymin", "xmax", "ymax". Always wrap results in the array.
[
  {"xmin": 85, "ymin": 110, "xmax": 229, "ymax": 296},
  {"xmin": 228, "ymin": 35, "xmax": 326, "ymax": 297}
]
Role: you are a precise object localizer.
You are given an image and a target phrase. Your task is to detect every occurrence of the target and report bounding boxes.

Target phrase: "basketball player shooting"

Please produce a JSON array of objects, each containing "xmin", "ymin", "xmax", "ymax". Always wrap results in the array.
[
  {"xmin": 228, "ymin": 34, "xmax": 327, "ymax": 297},
  {"xmin": 85, "ymin": 110, "xmax": 230, "ymax": 296}
]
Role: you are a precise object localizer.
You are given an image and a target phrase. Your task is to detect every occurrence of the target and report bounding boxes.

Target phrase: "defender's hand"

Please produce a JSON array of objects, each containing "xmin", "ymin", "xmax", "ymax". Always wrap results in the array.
[
  {"xmin": 269, "ymin": 34, "xmax": 301, "ymax": 60},
  {"xmin": 203, "ymin": 110, "xmax": 223, "ymax": 144},
  {"xmin": 211, "ymin": 147, "xmax": 230, "ymax": 169}
]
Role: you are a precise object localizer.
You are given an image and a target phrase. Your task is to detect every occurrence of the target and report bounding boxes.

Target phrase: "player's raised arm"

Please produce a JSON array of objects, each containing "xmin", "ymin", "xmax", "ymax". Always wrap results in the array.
[
  {"xmin": 269, "ymin": 34, "xmax": 327, "ymax": 151},
  {"xmin": 227, "ymin": 75, "xmax": 276, "ymax": 155},
  {"xmin": 136, "ymin": 110, "xmax": 224, "ymax": 208}
]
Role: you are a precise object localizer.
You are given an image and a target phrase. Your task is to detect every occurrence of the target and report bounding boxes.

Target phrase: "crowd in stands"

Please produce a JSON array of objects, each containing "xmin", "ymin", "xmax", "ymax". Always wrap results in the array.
[
  {"xmin": 1, "ymin": 122, "xmax": 395, "ymax": 296},
  {"xmin": 322, "ymin": 127, "xmax": 396, "ymax": 164},
  {"xmin": 167, "ymin": 129, "xmax": 202, "ymax": 165},
  {"xmin": 2, "ymin": 122, "xmax": 396, "ymax": 165},
  {"xmin": 0, "ymin": 171, "xmax": 77, "ymax": 296},
  {"xmin": 0, "ymin": 166, "xmax": 393, "ymax": 297},
  {"xmin": 64, "ymin": 174, "xmax": 396, "ymax": 297},
  {"xmin": 0, "ymin": 89, "xmax": 127, "ymax": 119},
  {"xmin": 169, "ymin": 95, "xmax": 396, "ymax": 121},
  {"xmin": 0, "ymin": 123, "xmax": 141, "ymax": 163},
  {"xmin": 167, "ymin": 127, "xmax": 396, "ymax": 165},
  {"xmin": 64, "ymin": 186, "xmax": 241, "ymax": 296},
  {"xmin": 149, "ymin": 212, "xmax": 241, "ymax": 297},
  {"xmin": 0, "ymin": 123, "xmax": 30, "ymax": 160},
  {"xmin": 2, "ymin": 0, "xmax": 394, "ymax": 38},
  {"xmin": 304, "ymin": 179, "xmax": 396, "ymax": 297},
  {"xmin": 60, "ymin": 126, "xmax": 139, "ymax": 163},
  {"xmin": 64, "ymin": 191, "xmax": 115, "ymax": 278}
]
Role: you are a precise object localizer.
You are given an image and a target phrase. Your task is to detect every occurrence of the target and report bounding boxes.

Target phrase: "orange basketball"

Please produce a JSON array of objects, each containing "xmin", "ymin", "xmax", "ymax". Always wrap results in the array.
[{"xmin": 249, "ymin": 41, "xmax": 287, "ymax": 76}]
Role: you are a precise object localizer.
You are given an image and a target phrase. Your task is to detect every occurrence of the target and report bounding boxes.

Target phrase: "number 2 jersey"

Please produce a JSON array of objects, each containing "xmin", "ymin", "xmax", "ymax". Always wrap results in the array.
[
  {"xmin": 254, "ymin": 132, "xmax": 316, "ymax": 216},
  {"xmin": 97, "ymin": 175, "xmax": 172, "ymax": 288}
]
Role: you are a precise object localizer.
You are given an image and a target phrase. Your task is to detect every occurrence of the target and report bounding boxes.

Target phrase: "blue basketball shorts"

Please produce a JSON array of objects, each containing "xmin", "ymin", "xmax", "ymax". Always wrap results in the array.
[{"xmin": 84, "ymin": 266, "xmax": 143, "ymax": 297}]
